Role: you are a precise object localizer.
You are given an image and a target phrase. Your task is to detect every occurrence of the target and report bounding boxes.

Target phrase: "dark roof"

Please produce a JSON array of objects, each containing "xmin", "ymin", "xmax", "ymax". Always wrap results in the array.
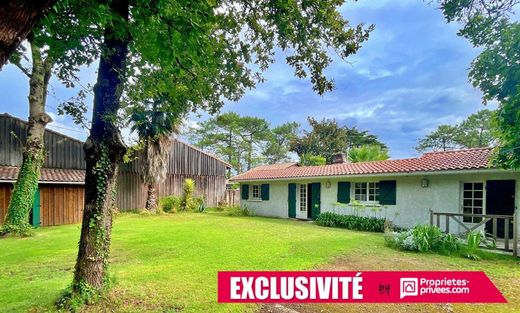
[
  {"xmin": 0, "ymin": 166, "xmax": 85, "ymax": 184},
  {"xmin": 231, "ymin": 148, "xmax": 497, "ymax": 181}
]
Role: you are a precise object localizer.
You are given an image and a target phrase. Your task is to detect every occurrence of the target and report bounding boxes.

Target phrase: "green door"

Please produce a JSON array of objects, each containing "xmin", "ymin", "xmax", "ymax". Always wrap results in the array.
[
  {"xmin": 31, "ymin": 189, "xmax": 40, "ymax": 228},
  {"xmin": 288, "ymin": 183, "xmax": 296, "ymax": 218},
  {"xmin": 310, "ymin": 182, "xmax": 321, "ymax": 219}
]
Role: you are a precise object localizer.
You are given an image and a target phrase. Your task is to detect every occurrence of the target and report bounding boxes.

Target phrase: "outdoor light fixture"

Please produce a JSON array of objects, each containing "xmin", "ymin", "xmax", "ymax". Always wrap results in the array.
[
  {"xmin": 421, "ymin": 178, "xmax": 429, "ymax": 188},
  {"xmin": 325, "ymin": 180, "xmax": 331, "ymax": 189}
]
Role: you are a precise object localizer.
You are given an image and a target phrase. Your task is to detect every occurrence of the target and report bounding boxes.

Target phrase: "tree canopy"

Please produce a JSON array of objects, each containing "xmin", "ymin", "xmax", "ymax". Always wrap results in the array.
[
  {"xmin": 290, "ymin": 117, "xmax": 386, "ymax": 163},
  {"xmin": 348, "ymin": 145, "xmax": 389, "ymax": 163},
  {"xmin": 5, "ymin": 0, "xmax": 375, "ymax": 306},
  {"xmin": 416, "ymin": 109, "xmax": 497, "ymax": 152},
  {"xmin": 437, "ymin": 0, "xmax": 520, "ymax": 168}
]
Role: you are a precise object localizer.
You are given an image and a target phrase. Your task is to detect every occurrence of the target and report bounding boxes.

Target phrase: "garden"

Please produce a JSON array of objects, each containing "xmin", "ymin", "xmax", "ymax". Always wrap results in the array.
[{"xmin": 1, "ymin": 212, "xmax": 519, "ymax": 313}]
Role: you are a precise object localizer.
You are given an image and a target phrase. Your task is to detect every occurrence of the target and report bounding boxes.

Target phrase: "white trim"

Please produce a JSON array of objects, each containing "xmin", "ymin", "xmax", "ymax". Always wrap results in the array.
[{"xmin": 231, "ymin": 168, "xmax": 516, "ymax": 183}]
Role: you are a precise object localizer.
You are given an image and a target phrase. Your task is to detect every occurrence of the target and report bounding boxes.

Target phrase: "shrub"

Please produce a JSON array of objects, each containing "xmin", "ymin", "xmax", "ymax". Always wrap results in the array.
[
  {"xmin": 315, "ymin": 212, "xmax": 385, "ymax": 232},
  {"xmin": 181, "ymin": 178, "xmax": 196, "ymax": 211},
  {"xmin": 386, "ymin": 224, "xmax": 464, "ymax": 255},
  {"xmin": 194, "ymin": 196, "xmax": 205, "ymax": 212},
  {"xmin": 159, "ymin": 195, "xmax": 182, "ymax": 213},
  {"xmin": 226, "ymin": 206, "xmax": 252, "ymax": 217},
  {"xmin": 465, "ymin": 231, "xmax": 482, "ymax": 260}
]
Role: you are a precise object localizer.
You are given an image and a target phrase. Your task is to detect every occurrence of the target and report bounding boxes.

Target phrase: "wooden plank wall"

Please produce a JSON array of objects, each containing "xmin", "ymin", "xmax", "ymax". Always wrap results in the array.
[
  {"xmin": 224, "ymin": 189, "xmax": 240, "ymax": 207},
  {"xmin": 0, "ymin": 114, "xmax": 86, "ymax": 169},
  {"xmin": 0, "ymin": 183, "xmax": 12, "ymax": 223},
  {"xmin": 116, "ymin": 173, "xmax": 227, "ymax": 210},
  {"xmin": 117, "ymin": 139, "xmax": 229, "ymax": 210},
  {"xmin": 40, "ymin": 185, "xmax": 84, "ymax": 226},
  {"xmin": 0, "ymin": 183, "xmax": 84, "ymax": 226}
]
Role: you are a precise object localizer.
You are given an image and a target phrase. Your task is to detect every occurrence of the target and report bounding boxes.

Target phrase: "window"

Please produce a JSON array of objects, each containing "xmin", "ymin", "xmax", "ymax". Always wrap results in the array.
[
  {"xmin": 251, "ymin": 185, "xmax": 261, "ymax": 200},
  {"xmin": 354, "ymin": 182, "xmax": 379, "ymax": 202},
  {"xmin": 462, "ymin": 182, "xmax": 484, "ymax": 223},
  {"xmin": 299, "ymin": 184, "xmax": 307, "ymax": 212}
]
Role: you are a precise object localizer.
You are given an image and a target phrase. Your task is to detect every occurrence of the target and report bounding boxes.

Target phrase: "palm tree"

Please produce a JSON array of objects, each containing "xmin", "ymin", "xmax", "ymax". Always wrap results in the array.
[
  {"xmin": 348, "ymin": 145, "xmax": 389, "ymax": 163},
  {"xmin": 129, "ymin": 98, "xmax": 181, "ymax": 212}
]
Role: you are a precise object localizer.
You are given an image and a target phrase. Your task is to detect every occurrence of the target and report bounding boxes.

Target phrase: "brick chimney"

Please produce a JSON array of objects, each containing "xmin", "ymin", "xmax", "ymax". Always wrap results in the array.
[{"xmin": 332, "ymin": 152, "xmax": 349, "ymax": 164}]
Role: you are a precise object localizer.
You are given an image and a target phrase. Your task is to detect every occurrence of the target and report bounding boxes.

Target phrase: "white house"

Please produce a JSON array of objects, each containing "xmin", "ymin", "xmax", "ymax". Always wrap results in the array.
[{"xmin": 230, "ymin": 148, "xmax": 520, "ymax": 237}]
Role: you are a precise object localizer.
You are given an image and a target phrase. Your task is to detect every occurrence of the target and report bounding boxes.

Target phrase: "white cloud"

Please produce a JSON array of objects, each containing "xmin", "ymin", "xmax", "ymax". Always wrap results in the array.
[{"xmin": 335, "ymin": 103, "xmax": 385, "ymax": 119}]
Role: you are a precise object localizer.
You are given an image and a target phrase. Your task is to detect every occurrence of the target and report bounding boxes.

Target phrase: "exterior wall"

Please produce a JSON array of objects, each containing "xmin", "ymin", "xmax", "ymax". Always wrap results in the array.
[
  {"xmin": 117, "ymin": 140, "xmax": 229, "ymax": 210},
  {"xmin": 39, "ymin": 185, "xmax": 84, "ymax": 226},
  {"xmin": 0, "ymin": 114, "xmax": 86, "ymax": 169},
  {"xmin": 0, "ymin": 183, "xmax": 12, "ymax": 222},
  {"xmin": 240, "ymin": 171, "xmax": 520, "ymax": 233},
  {"xmin": 0, "ymin": 183, "xmax": 84, "ymax": 226},
  {"xmin": 116, "ymin": 172, "xmax": 227, "ymax": 209}
]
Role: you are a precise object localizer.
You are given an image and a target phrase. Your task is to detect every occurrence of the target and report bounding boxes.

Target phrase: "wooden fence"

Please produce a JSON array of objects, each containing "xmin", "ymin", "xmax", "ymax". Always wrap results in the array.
[
  {"xmin": 223, "ymin": 189, "xmax": 240, "ymax": 207},
  {"xmin": 430, "ymin": 210, "xmax": 518, "ymax": 257}
]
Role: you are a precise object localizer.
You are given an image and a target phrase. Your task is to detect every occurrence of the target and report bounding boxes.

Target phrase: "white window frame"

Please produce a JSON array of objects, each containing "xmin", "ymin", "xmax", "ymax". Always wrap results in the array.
[
  {"xmin": 353, "ymin": 182, "xmax": 380, "ymax": 203},
  {"xmin": 251, "ymin": 184, "xmax": 261, "ymax": 200},
  {"xmin": 460, "ymin": 181, "xmax": 486, "ymax": 223},
  {"xmin": 299, "ymin": 184, "xmax": 307, "ymax": 212}
]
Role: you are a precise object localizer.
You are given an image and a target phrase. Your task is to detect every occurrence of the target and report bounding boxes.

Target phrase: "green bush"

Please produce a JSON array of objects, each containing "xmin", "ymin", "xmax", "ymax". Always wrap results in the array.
[
  {"xmin": 465, "ymin": 231, "xmax": 482, "ymax": 260},
  {"xmin": 159, "ymin": 195, "xmax": 182, "ymax": 213},
  {"xmin": 194, "ymin": 196, "xmax": 205, "ymax": 212},
  {"xmin": 181, "ymin": 178, "xmax": 196, "ymax": 211},
  {"xmin": 386, "ymin": 224, "xmax": 464, "ymax": 255},
  {"xmin": 315, "ymin": 212, "xmax": 385, "ymax": 232},
  {"xmin": 226, "ymin": 206, "xmax": 252, "ymax": 217}
]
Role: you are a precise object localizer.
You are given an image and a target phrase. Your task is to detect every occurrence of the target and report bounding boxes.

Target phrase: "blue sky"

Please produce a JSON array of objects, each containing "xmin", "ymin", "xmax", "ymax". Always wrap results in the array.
[{"xmin": 0, "ymin": 0, "xmax": 494, "ymax": 159}]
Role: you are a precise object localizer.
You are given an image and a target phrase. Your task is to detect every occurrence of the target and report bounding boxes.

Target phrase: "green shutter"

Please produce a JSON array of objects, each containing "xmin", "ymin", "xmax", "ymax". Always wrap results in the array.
[
  {"xmin": 241, "ymin": 184, "xmax": 249, "ymax": 200},
  {"xmin": 31, "ymin": 189, "xmax": 40, "ymax": 228},
  {"xmin": 337, "ymin": 182, "xmax": 350, "ymax": 204},
  {"xmin": 288, "ymin": 183, "xmax": 296, "ymax": 218},
  {"xmin": 261, "ymin": 184, "xmax": 270, "ymax": 201},
  {"xmin": 311, "ymin": 182, "xmax": 321, "ymax": 219},
  {"xmin": 379, "ymin": 180, "xmax": 396, "ymax": 205}
]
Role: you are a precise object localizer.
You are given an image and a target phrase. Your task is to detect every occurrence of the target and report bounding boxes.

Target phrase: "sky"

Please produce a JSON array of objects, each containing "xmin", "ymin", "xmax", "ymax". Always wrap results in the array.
[{"xmin": 0, "ymin": 0, "xmax": 496, "ymax": 159}]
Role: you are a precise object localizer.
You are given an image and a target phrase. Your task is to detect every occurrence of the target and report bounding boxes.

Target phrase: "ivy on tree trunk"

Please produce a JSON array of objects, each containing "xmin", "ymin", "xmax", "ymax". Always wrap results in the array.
[
  {"xmin": 2, "ymin": 39, "xmax": 52, "ymax": 236},
  {"xmin": 71, "ymin": 0, "xmax": 129, "ymax": 298}
]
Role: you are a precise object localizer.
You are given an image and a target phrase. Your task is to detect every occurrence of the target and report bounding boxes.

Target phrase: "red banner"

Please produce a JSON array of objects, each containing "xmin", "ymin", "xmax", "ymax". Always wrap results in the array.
[{"xmin": 218, "ymin": 271, "xmax": 506, "ymax": 303}]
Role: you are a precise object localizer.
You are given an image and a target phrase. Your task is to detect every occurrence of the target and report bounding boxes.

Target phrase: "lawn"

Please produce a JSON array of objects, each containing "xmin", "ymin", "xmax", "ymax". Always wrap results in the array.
[{"xmin": 0, "ymin": 213, "xmax": 519, "ymax": 313}]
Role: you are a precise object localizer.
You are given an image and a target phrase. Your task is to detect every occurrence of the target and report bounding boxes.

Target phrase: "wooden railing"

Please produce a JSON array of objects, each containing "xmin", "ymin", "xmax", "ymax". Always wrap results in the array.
[{"xmin": 430, "ymin": 210, "xmax": 518, "ymax": 257}]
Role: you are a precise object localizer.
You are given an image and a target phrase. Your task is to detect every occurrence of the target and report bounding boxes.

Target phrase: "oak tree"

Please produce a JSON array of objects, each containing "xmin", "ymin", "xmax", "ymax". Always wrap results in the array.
[{"xmin": 67, "ymin": 0, "xmax": 373, "ymax": 304}]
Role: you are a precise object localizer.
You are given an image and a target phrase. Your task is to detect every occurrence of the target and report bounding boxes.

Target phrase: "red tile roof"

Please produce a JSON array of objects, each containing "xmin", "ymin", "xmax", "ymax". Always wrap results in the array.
[
  {"xmin": 231, "ymin": 148, "xmax": 495, "ymax": 181},
  {"xmin": 0, "ymin": 166, "xmax": 85, "ymax": 184}
]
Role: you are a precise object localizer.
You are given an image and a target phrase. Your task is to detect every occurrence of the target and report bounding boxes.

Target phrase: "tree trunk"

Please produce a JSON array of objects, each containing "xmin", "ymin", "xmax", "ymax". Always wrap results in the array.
[
  {"xmin": 2, "ymin": 40, "xmax": 52, "ymax": 236},
  {"xmin": 247, "ymin": 136, "xmax": 253, "ymax": 170},
  {"xmin": 0, "ymin": 0, "xmax": 57, "ymax": 69},
  {"xmin": 72, "ymin": 0, "xmax": 129, "ymax": 294},
  {"xmin": 145, "ymin": 184, "xmax": 157, "ymax": 213}
]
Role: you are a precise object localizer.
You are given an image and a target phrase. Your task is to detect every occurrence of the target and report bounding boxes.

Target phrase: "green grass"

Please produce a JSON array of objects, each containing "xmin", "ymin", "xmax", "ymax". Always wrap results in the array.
[
  {"xmin": 0, "ymin": 212, "xmax": 518, "ymax": 313},
  {"xmin": 0, "ymin": 213, "xmax": 374, "ymax": 312}
]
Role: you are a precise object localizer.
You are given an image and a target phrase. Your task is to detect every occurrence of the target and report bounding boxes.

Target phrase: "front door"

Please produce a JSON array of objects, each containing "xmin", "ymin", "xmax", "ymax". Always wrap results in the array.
[{"xmin": 485, "ymin": 180, "xmax": 515, "ymax": 238}]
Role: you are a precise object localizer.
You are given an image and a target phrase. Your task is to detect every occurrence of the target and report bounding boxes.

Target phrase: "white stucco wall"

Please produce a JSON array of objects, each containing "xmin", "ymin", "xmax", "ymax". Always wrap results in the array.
[{"xmin": 239, "ymin": 170, "xmax": 520, "ymax": 234}]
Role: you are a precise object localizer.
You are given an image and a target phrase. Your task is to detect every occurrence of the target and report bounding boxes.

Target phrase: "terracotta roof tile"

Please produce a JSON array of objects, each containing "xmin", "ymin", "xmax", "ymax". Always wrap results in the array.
[
  {"xmin": 230, "ymin": 148, "xmax": 495, "ymax": 181},
  {"xmin": 0, "ymin": 166, "xmax": 85, "ymax": 183}
]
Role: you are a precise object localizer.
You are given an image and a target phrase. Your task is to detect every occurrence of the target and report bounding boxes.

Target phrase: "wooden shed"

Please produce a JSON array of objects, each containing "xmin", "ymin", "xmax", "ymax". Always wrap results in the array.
[
  {"xmin": 0, "ymin": 113, "xmax": 230, "ymax": 227},
  {"xmin": 117, "ymin": 140, "xmax": 231, "ymax": 210},
  {"xmin": 0, "ymin": 113, "xmax": 86, "ymax": 226}
]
